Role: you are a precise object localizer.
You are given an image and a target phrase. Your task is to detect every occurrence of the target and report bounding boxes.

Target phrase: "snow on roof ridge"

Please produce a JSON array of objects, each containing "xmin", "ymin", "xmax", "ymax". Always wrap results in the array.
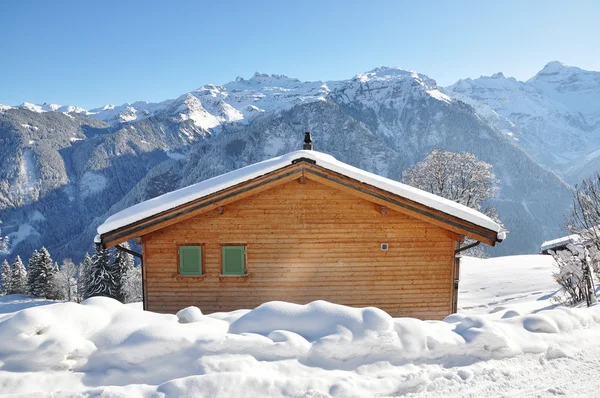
[{"xmin": 97, "ymin": 150, "xmax": 501, "ymax": 237}]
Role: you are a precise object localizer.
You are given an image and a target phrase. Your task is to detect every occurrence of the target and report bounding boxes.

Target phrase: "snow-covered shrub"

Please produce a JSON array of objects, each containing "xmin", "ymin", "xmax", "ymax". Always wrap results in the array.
[{"xmin": 549, "ymin": 243, "xmax": 598, "ymax": 306}]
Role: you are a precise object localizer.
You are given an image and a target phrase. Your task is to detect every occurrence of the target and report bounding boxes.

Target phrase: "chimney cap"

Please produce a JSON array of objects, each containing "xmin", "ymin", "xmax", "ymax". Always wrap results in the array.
[{"xmin": 303, "ymin": 132, "xmax": 313, "ymax": 150}]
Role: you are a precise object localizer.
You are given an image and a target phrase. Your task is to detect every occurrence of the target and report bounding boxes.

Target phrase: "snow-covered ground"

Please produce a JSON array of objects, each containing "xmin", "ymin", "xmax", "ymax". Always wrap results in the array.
[
  {"xmin": 1, "ymin": 255, "xmax": 600, "ymax": 397},
  {"xmin": 459, "ymin": 255, "xmax": 560, "ymax": 315}
]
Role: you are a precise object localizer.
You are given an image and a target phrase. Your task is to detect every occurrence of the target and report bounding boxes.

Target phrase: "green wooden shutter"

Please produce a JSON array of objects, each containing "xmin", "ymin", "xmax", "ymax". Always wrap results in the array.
[
  {"xmin": 179, "ymin": 246, "xmax": 202, "ymax": 275},
  {"xmin": 222, "ymin": 246, "xmax": 245, "ymax": 275}
]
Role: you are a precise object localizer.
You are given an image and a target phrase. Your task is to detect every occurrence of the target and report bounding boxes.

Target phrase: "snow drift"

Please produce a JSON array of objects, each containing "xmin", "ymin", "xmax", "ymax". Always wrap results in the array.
[
  {"xmin": 1, "ymin": 295, "xmax": 600, "ymax": 396},
  {"xmin": 0, "ymin": 254, "xmax": 597, "ymax": 397}
]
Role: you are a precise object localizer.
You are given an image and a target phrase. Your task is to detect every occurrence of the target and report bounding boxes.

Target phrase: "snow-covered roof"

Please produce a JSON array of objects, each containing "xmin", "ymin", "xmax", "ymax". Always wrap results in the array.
[
  {"xmin": 97, "ymin": 150, "xmax": 502, "ymax": 239},
  {"xmin": 540, "ymin": 234, "xmax": 582, "ymax": 252}
]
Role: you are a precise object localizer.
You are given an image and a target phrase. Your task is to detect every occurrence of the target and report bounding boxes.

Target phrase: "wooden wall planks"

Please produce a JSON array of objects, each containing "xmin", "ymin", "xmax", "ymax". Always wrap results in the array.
[{"xmin": 143, "ymin": 177, "xmax": 457, "ymax": 319}]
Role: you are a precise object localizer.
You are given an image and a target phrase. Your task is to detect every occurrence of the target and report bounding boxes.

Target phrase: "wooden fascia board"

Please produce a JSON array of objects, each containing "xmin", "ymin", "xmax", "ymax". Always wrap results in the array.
[
  {"xmin": 302, "ymin": 165, "xmax": 497, "ymax": 246},
  {"xmin": 101, "ymin": 164, "xmax": 305, "ymax": 248}
]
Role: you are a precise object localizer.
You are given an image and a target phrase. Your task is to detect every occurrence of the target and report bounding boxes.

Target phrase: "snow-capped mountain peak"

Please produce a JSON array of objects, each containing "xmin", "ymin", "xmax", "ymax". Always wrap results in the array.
[
  {"xmin": 352, "ymin": 66, "xmax": 435, "ymax": 86},
  {"xmin": 334, "ymin": 66, "xmax": 450, "ymax": 109},
  {"xmin": 161, "ymin": 93, "xmax": 221, "ymax": 130},
  {"xmin": 531, "ymin": 61, "xmax": 574, "ymax": 78}
]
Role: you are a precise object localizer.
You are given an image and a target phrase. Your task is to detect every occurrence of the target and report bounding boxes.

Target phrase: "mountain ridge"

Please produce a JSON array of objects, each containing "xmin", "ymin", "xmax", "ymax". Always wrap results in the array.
[{"xmin": 0, "ymin": 63, "xmax": 587, "ymax": 262}]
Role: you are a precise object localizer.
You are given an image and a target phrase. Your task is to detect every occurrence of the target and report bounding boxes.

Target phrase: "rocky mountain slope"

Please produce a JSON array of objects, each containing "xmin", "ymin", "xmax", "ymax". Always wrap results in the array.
[
  {"xmin": 0, "ymin": 66, "xmax": 580, "ymax": 262},
  {"xmin": 445, "ymin": 61, "xmax": 600, "ymax": 184}
]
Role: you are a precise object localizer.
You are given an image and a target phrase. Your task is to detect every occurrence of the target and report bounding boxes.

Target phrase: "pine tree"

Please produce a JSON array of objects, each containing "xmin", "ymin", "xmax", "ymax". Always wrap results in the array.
[
  {"xmin": 27, "ymin": 250, "xmax": 42, "ymax": 297},
  {"xmin": 85, "ymin": 244, "xmax": 117, "ymax": 300},
  {"xmin": 113, "ymin": 243, "xmax": 134, "ymax": 302},
  {"xmin": 10, "ymin": 256, "xmax": 27, "ymax": 294},
  {"xmin": 0, "ymin": 220, "xmax": 9, "ymax": 255},
  {"xmin": 1, "ymin": 260, "xmax": 12, "ymax": 295},
  {"xmin": 77, "ymin": 253, "xmax": 92, "ymax": 302},
  {"xmin": 27, "ymin": 247, "xmax": 57, "ymax": 298}
]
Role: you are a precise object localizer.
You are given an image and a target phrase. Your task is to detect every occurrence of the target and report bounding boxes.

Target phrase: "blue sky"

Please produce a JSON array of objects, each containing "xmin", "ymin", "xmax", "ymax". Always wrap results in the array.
[{"xmin": 1, "ymin": 0, "xmax": 599, "ymax": 109}]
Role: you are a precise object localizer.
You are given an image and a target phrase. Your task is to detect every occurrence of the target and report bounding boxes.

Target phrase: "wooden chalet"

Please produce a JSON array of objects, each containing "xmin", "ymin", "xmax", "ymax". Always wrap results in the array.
[{"xmin": 97, "ymin": 133, "xmax": 504, "ymax": 319}]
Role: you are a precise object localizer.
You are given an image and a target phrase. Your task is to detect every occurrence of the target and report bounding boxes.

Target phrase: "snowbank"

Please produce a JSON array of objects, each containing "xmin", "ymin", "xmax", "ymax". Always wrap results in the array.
[
  {"xmin": 1, "ymin": 293, "xmax": 600, "ymax": 396},
  {"xmin": 1, "ymin": 255, "xmax": 599, "ymax": 396}
]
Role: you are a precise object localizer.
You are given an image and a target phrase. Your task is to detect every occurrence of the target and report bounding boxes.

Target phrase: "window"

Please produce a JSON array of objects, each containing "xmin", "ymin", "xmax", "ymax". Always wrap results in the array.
[
  {"xmin": 222, "ymin": 245, "xmax": 246, "ymax": 276},
  {"xmin": 179, "ymin": 245, "xmax": 203, "ymax": 275}
]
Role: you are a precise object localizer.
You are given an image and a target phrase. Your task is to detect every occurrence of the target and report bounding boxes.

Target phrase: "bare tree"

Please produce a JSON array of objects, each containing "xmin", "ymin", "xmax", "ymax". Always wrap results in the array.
[
  {"xmin": 560, "ymin": 172, "xmax": 600, "ymax": 304},
  {"xmin": 403, "ymin": 150, "xmax": 499, "ymax": 208},
  {"xmin": 569, "ymin": 173, "xmax": 600, "ymax": 253},
  {"xmin": 403, "ymin": 150, "xmax": 504, "ymax": 255}
]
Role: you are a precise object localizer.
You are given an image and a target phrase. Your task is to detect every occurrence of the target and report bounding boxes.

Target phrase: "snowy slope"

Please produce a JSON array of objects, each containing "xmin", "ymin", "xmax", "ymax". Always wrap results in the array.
[
  {"xmin": 2, "ymin": 255, "xmax": 600, "ymax": 397},
  {"xmin": 445, "ymin": 62, "xmax": 600, "ymax": 183},
  {"xmin": 459, "ymin": 255, "xmax": 559, "ymax": 315}
]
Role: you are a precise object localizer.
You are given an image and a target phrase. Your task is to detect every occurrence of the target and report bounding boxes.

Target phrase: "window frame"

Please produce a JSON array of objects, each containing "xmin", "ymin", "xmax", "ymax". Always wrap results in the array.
[
  {"xmin": 177, "ymin": 243, "xmax": 205, "ymax": 276},
  {"xmin": 220, "ymin": 243, "xmax": 248, "ymax": 277}
]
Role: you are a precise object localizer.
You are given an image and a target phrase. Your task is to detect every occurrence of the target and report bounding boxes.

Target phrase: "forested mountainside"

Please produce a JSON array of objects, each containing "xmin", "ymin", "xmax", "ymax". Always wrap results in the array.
[
  {"xmin": 0, "ymin": 108, "xmax": 210, "ymax": 261},
  {"xmin": 0, "ymin": 65, "xmax": 580, "ymax": 262}
]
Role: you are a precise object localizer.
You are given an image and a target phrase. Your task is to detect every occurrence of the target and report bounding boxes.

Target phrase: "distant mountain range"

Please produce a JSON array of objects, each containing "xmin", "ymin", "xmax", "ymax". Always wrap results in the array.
[
  {"xmin": 446, "ymin": 61, "xmax": 600, "ymax": 184},
  {"xmin": 2, "ymin": 62, "xmax": 597, "ymax": 262}
]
